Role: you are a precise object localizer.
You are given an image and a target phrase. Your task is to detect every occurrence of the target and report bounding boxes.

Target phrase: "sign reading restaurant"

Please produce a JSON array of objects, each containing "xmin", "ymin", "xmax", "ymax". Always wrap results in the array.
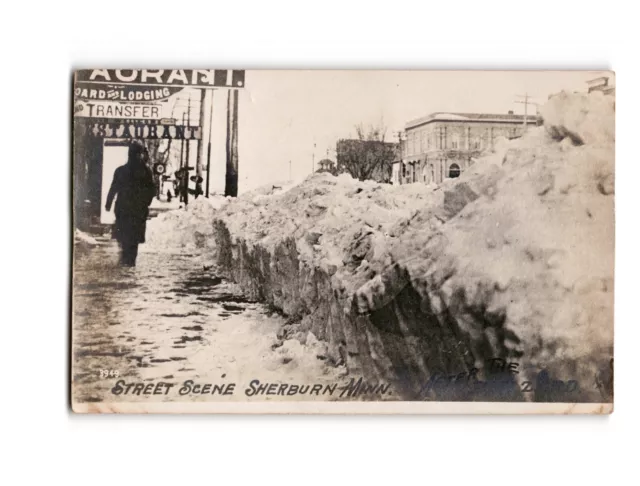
[{"xmin": 80, "ymin": 120, "xmax": 201, "ymax": 140}]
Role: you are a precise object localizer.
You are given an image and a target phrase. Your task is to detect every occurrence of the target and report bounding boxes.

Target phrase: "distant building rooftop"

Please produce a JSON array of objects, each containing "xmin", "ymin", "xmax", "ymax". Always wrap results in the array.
[
  {"xmin": 405, "ymin": 112, "xmax": 537, "ymax": 130},
  {"xmin": 316, "ymin": 158, "xmax": 336, "ymax": 173},
  {"xmin": 587, "ymin": 76, "xmax": 610, "ymax": 88},
  {"xmin": 587, "ymin": 75, "xmax": 615, "ymax": 94}
]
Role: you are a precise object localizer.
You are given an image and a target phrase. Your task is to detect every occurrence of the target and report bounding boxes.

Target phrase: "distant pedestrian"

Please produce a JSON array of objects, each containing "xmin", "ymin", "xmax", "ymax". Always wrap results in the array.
[
  {"xmin": 174, "ymin": 168, "xmax": 187, "ymax": 202},
  {"xmin": 105, "ymin": 140, "xmax": 156, "ymax": 266}
]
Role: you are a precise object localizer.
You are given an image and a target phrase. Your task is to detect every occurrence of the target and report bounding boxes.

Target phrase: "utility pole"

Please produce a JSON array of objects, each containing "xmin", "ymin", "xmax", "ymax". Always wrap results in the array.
[
  {"xmin": 205, "ymin": 90, "xmax": 214, "ymax": 198},
  {"xmin": 312, "ymin": 142, "xmax": 316, "ymax": 173},
  {"xmin": 196, "ymin": 88, "xmax": 206, "ymax": 198},
  {"xmin": 185, "ymin": 95, "xmax": 191, "ymax": 205},
  {"xmin": 515, "ymin": 93, "xmax": 536, "ymax": 133},
  {"xmin": 180, "ymin": 113, "xmax": 186, "ymax": 170},
  {"xmin": 179, "ymin": 112, "xmax": 186, "ymax": 204},
  {"xmin": 232, "ymin": 89, "xmax": 238, "ymax": 194},
  {"xmin": 225, "ymin": 89, "xmax": 239, "ymax": 197}
]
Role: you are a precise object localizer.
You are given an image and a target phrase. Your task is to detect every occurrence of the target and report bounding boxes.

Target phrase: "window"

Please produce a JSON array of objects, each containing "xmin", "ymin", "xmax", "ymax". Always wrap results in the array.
[
  {"xmin": 449, "ymin": 163, "xmax": 461, "ymax": 178},
  {"xmin": 451, "ymin": 134, "xmax": 459, "ymax": 149}
]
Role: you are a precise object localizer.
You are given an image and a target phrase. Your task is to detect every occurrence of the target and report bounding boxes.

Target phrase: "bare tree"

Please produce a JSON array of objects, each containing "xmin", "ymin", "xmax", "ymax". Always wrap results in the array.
[{"xmin": 336, "ymin": 123, "xmax": 397, "ymax": 182}]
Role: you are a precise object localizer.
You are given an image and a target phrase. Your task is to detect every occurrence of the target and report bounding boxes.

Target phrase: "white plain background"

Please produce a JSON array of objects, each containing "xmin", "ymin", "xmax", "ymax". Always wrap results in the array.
[{"xmin": 1, "ymin": 1, "xmax": 637, "ymax": 485}]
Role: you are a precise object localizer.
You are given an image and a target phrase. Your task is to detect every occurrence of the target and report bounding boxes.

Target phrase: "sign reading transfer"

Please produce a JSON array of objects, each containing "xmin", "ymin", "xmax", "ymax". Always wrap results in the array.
[
  {"xmin": 74, "ymin": 101, "xmax": 163, "ymax": 120},
  {"xmin": 82, "ymin": 121, "xmax": 201, "ymax": 140},
  {"xmin": 75, "ymin": 69, "xmax": 245, "ymax": 89}
]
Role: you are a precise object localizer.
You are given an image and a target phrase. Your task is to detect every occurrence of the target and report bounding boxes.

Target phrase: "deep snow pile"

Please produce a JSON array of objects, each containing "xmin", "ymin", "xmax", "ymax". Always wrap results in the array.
[
  {"xmin": 145, "ymin": 196, "xmax": 227, "ymax": 251},
  {"xmin": 356, "ymin": 91, "xmax": 615, "ymax": 399},
  {"xmin": 207, "ymin": 90, "xmax": 614, "ymax": 402},
  {"xmin": 216, "ymin": 172, "xmax": 434, "ymax": 275},
  {"xmin": 144, "ymin": 184, "xmax": 304, "ymax": 251}
]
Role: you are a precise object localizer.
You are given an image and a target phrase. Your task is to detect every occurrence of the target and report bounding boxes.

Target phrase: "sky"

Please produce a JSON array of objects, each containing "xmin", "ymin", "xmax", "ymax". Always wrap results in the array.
[{"xmin": 166, "ymin": 70, "xmax": 612, "ymax": 194}]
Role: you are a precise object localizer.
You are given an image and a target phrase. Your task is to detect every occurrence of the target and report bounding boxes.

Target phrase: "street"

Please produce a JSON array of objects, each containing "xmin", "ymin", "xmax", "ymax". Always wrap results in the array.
[{"xmin": 72, "ymin": 241, "xmax": 344, "ymax": 403}]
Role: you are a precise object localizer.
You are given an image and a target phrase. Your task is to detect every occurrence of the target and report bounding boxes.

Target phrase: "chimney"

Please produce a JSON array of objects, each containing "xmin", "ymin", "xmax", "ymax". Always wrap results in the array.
[{"xmin": 508, "ymin": 110, "xmax": 514, "ymax": 115}]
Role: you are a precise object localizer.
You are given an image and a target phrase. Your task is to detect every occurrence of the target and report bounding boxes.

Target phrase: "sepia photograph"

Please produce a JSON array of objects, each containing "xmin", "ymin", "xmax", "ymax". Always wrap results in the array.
[
  {"xmin": 71, "ymin": 69, "xmax": 614, "ymax": 414},
  {"xmin": 6, "ymin": 1, "xmax": 640, "ymax": 483}
]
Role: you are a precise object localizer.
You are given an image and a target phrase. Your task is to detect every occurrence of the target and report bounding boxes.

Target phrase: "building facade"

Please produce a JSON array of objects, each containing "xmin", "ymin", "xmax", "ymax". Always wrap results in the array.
[{"xmin": 392, "ymin": 112, "xmax": 538, "ymax": 185}]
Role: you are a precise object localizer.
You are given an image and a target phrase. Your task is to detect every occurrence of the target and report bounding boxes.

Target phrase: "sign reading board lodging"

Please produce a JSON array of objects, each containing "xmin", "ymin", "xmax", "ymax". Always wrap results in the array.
[{"xmin": 75, "ymin": 84, "xmax": 183, "ymax": 102}]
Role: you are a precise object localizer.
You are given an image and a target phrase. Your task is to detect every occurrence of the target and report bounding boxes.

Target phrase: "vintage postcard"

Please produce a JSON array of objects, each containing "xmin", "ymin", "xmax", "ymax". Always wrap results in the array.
[{"xmin": 71, "ymin": 70, "xmax": 614, "ymax": 414}]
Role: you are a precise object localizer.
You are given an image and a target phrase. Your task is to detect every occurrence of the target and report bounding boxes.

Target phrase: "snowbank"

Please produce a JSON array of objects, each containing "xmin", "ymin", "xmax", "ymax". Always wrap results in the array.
[
  {"xmin": 145, "ymin": 196, "xmax": 227, "ymax": 251},
  {"xmin": 215, "ymin": 172, "xmax": 433, "ymax": 279},
  {"xmin": 144, "ymin": 182, "xmax": 305, "ymax": 252},
  {"xmin": 169, "ymin": 91, "xmax": 614, "ymax": 402},
  {"xmin": 540, "ymin": 90, "xmax": 615, "ymax": 146}
]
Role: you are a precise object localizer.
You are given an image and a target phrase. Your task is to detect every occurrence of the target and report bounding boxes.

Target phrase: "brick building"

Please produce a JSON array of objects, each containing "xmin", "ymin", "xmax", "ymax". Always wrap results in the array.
[{"xmin": 392, "ymin": 111, "xmax": 538, "ymax": 185}]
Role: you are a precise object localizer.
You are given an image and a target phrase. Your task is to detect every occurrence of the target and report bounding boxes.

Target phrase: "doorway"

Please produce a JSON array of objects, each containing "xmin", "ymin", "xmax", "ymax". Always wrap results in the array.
[
  {"xmin": 448, "ymin": 163, "xmax": 461, "ymax": 178},
  {"xmin": 100, "ymin": 141, "xmax": 129, "ymax": 224}
]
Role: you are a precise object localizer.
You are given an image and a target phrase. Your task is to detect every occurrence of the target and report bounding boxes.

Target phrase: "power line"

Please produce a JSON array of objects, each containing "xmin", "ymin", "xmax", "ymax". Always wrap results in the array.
[{"xmin": 515, "ymin": 93, "xmax": 537, "ymax": 132}]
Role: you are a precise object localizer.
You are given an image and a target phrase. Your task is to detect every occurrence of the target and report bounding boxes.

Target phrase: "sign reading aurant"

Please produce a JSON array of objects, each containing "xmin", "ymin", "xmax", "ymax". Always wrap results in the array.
[
  {"xmin": 75, "ymin": 69, "xmax": 245, "ymax": 88},
  {"xmin": 82, "ymin": 121, "xmax": 201, "ymax": 140}
]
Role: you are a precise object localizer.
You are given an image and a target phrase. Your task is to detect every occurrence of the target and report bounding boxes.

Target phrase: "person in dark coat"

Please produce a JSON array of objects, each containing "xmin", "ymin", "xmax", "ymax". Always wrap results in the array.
[{"xmin": 105, "ymin": 140, "xmax": 156, "ymax": 266}]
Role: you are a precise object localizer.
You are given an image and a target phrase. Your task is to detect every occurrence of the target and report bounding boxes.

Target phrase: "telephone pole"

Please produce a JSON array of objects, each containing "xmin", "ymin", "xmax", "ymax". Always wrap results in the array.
[
  {"xmin": 515, "ymin": 93, "xmax": 536, "ymax": 133},
  {"xmin": 225, "ymin": 89, "xmax": 239, "ymax": 197},
  {"xmin": 185, "ymin": 95, "xmax": 191, "ymax": 205},
  {"xmin": 205, "ymin": 90, "xmax": 214, "ymax": 198},
  {"xmin": 180, "ymin": 113, "xmax": 186, "ymax": 170},
  {"xmin": 196, "ymin": 88, "xmax": 205, "ymax": 198}
]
